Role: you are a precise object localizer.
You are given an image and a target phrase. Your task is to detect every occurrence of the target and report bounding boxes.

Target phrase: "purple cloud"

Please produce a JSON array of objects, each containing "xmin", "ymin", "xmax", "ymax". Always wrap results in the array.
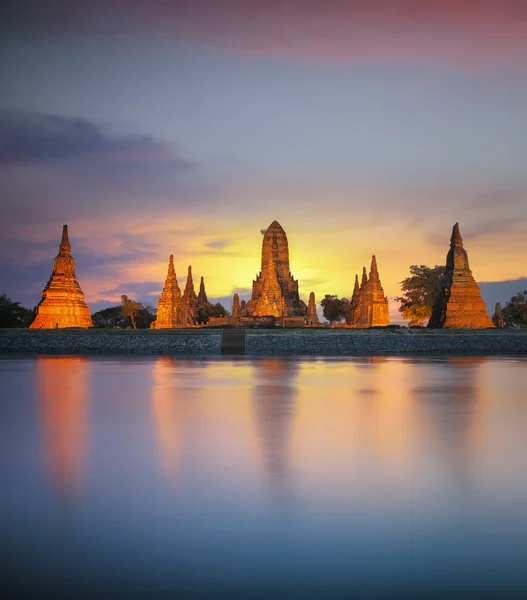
[{"xmin": 0, "ymin": 110, "xmax": 192, "ymax": 172}]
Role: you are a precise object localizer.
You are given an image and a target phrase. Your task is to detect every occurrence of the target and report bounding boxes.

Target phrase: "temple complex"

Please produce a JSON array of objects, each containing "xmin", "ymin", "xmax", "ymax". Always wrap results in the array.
[
  {"xmin": 306, "ymin": 292, "xmax": 320, "ymax": 326},
  {"xmin": 242, "ymin": 221, "xmax": 307, "ymax": 323},
  {"xmin": 152, "ymin": 255, "xmax": 186, "ymax": 329},
  {"xmin": 428, "ymin": 223, "xmax": 494, "ymax": 329},
  {"xmin": 29, "ymin": 225, "xmax": 93, "ymax": 329},
  {"xmin": 348, "ymin": 257, "xmax": 390, "ymax": 327}
]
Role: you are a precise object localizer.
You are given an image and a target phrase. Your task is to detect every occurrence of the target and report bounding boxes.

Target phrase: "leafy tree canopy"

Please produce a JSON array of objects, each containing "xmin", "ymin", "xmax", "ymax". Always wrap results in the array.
[
  {"xmin": 502, "ymin": 290, "xmax": 527, "ymax": 328},
  {"xmin": 93, "ymin": 300, "xmax": 156, "ymax": 329},
  {"xmin": 320, "ymin": 295, "xmax": 349, "ymax": 325},
  {"xmin": 196, "ymin": 302, "xmax": 229, "ymax": 325},
  {"xmin": 0, "ymin": 294, "xmax": 34, "ymax": 328},
  {"xmin": 395, "ymin": 264, "xmax": 445, "ymax": 326}
]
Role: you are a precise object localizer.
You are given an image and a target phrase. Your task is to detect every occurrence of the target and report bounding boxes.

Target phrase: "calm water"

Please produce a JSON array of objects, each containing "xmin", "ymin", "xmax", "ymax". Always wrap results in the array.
[{"xmin": 1, "ymin": 356, "xmax": 527, "ymax": 599}]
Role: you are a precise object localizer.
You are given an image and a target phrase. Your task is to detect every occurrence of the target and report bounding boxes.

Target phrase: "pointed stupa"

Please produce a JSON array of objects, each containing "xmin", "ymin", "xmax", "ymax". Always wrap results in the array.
[
  {"xmin": 59, "ymin": 224, "xmax": 71, "ymax": 253},
  {"xmin": 306, "ymin": 291, "xmax": 320, "ymax": 325},
  {"xmin": 182, "ymin": 265, "xmax": 198, "ymax": 323},
  {"xmin": 245, "ymin": 220, "xmax": 307, "ymax": 318},
  {"xmin": 428, "ymin": 223, "xmax": 494, "ymax": 328},
  {"xmin": 361, "ymin": 266, "xmax": 368, "ymax": 288},
  {"xmin": 29, "ymin": 225, "xmax": 93, "ymax": 329},
  {"xmin": 197, "ymin": 276, "xmax": 208, "ymax": 305},
  {"xmin": 152, "ymin": 255, "xmax": 184, "ymax": 328},
  {"xmin": 347, "ymin": 274, "xmax": 361, "ymax": 325}
]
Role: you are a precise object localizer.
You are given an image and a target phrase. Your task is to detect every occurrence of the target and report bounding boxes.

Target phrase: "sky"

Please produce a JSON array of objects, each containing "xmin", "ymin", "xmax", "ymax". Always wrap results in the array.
[{"xmin": 1, "ymin": 0, "xmax": 527, "ymax": 321}]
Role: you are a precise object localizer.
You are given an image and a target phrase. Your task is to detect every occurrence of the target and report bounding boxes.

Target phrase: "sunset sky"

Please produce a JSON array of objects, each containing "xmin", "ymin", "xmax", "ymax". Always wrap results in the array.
[{"xmin": 1, "ymin": 0, "xmax": 526, "ymax": 320}]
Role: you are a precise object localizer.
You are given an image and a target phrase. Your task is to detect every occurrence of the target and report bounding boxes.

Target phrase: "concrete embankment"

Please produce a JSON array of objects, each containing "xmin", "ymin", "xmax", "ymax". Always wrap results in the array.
[{"xmin": 1, "ymin": 328, "xmax": 527, "ymax": 356}]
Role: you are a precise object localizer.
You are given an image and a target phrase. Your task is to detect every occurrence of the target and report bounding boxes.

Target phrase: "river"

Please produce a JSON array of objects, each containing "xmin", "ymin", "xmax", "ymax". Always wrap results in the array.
[{"xmin": 1, "ymin": 356, "xmax": 526, "ymax": 598}]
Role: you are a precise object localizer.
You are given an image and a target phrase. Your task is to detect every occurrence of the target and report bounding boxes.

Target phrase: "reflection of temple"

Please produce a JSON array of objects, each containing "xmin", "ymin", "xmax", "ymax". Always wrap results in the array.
[
  {"xmin": 36, "ymin": 357, "xmax": 89, "ymax": 496},
  {"xmin": 251, "ymin": 359, "xmax": 298, "ymax": 493},
  {"xmin": 152, "ymin": 358, "xmax": 181, "ymax": 478}
]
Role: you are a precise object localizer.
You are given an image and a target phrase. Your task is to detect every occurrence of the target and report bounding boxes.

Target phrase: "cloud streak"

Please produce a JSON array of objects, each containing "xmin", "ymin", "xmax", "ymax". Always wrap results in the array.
[{"xmin": 3, "ymin": 1, "xmax": 527, "ymax": 67}]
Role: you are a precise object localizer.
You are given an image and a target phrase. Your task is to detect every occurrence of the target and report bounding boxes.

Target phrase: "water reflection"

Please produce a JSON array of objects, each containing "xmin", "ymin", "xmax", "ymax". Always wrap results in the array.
[
  {"xmin": 152, "ymin": 357, "xmax": 181, "ymax": 479},
  {"xmin": 413, "ymin": 357, "xmax": 487, "ymax": 491},
  {"xmin": 36, "ymin": 357, "xmax": 89, "ymax": 498},
  {"xmin": 252, "ymin": 359, "xmax": 298, "ymax": 495}
]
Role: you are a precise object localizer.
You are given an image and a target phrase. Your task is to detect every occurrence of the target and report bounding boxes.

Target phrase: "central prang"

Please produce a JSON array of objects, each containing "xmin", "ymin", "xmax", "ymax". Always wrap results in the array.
[{"xmin": 242, "ymin": 221, "xmax": 307, "ymax": 319}]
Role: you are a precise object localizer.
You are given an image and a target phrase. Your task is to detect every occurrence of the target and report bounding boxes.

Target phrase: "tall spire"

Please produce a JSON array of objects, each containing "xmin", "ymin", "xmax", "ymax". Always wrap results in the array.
[
  {"xmin": 183, "ymin": 265, "xmax": 198, "ymax": 323},
  {"xmin": 369, "ymin": 255, "xmax": 380, "ymax": 283},
  {"xmin": 352, "ymin": 274, "xmax": 360, "ymax": 296},
  {"xmin": 198, "ymin": 276, "xmax": 208, "ymax": 305},
  {"xmin": 168, "ymin": 254, "xmax": 176, "ymax": 277},
  {"xmin": 361, "ymin": 266, "xmax": 368, "ymax": 288},
  {"xmin": 451, "ymin": 222, "xmax": 463, "ymax": 247},
  {"xmin": 59, "ymin": 224, "xmax": 71, "ymax": 254}
]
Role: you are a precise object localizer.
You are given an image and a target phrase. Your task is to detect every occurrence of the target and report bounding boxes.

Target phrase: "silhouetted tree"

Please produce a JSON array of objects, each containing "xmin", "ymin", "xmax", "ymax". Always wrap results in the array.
[
  {"xmin": 136, "ymin": 303, "xmax": 156, "ymax": 329},
  {"xmin": 196, "ymin": 302, "xmax": 229, "ymax": 325},
  {"xmin": 395, "ymin": 265, "xmax": 445, "ymax": 326},
  {"xmin": 502, "ymin": 290, "xmax": 527, "ymax": 328},
  {"xmin": 93, "ymin": 301, "xmax": 156, "ymax": 328},
  {"xmin": 0, "ymin": 294, "xmax": 34, "ymax": 328},
  {"xmin": 321, "ymin": 295, "xmax": 348, "ymax": 325},
  {"xmin": 120, "ymin": 295, "xmax": 142, "ymax": 329},
  {"xmin": 91, "ymin": 306, "xmax": 126, "ymax": 328}
]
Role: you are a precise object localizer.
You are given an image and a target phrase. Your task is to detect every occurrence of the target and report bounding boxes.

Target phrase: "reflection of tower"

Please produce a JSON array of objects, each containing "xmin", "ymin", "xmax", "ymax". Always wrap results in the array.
[
  {"xmin": 152, "ymin": 358, "xmax": 180, "ymax": 479},
  {"xmin": 416, "ymin": 357, "xmax": 486, "ymax": 489},
  {"xmin": 36, "ymin": 357, "xmax": 89, "ymax": 497},
  {"xmin": 252, "ymin": 359, "xmax": 298, "ymax": 494}
]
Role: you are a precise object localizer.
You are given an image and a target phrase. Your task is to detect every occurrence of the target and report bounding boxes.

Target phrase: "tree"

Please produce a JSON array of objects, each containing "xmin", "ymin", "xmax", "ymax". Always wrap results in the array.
[
  {"xmin": 320, "ymin": 295, "xmax": 348, "ymax": 325},
  {"xmin": 91, "ymin": 306, "xmax": 126, "ymax": 328},
  {"xmin": 120, "ymin": 295, "xmax": 142, "ymax": 329},
  {"xmin": 0, "ymin": 294, "xmax": 34, "ymax": 328},
  {"xmin": 395, "ymin": 265, "xmax": 445, "ymax": 326},
  {"xmin": 195, "ymin": 302, "xmax": 229, "ymax": 325},
  {"xmin": 502, "ymin": 290, "xmax": 527, "ymax": 328}
]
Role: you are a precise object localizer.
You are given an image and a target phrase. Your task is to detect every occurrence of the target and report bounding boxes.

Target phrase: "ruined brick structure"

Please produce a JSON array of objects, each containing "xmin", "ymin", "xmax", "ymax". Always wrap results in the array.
[
  {"xmin": 243, "ymin": 221, "xmax": 307, "ymax": 319},
  {"xmin": 306, "ymin": 291, "xmax": 320, "ymax": 326},
  {"xmin": 348, "ymin": 257, "xmax": 390, "ymax": 327},
  {"xmin": 428, "ymin": 223, "xmax": 494, "ymax": 329},
  {"xmin": 152, "ymin": 255, "xmax": 186, "ymax": 329},
  {"xmin": 30, "ymin": 225, "xmax": 93, "ymax": 329}
]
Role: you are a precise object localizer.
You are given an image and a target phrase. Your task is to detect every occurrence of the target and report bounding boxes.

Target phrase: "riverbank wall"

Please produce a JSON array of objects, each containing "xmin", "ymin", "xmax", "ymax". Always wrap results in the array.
[{"xmin": 1, "ymin": 328, "xmax": 527, "ymax": 356}]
